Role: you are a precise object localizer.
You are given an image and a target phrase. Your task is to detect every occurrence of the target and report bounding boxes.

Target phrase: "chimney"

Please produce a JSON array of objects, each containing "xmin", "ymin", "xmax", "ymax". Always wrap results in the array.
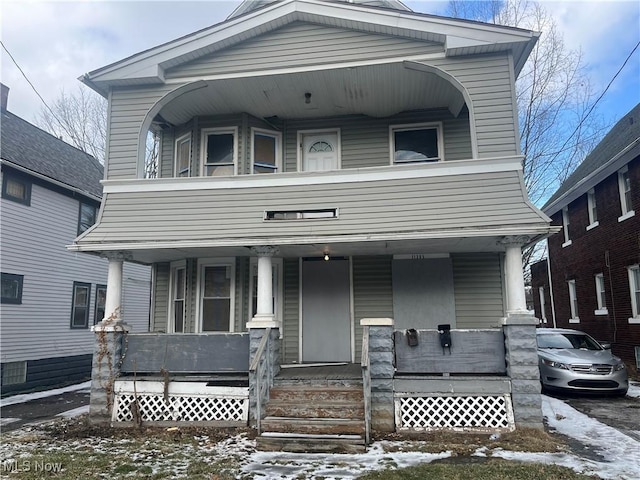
[{"xmin": 1, "ymin": 83, "xmax": 8, "ymax": 110}]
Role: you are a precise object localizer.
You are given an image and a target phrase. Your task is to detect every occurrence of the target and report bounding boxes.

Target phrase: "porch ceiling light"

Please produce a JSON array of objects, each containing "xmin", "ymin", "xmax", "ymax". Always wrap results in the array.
[{"xmin": 324, "ymin": 252, "xmax": 329, "ymax": 261}]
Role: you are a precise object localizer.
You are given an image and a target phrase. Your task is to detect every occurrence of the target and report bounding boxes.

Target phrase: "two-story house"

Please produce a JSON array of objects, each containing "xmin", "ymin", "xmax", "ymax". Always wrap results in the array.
[
  {"xmin": 72, "ymin": 0, "xmax": 556, "ymax": 450},
  {"xmin": 0, "ymin": 84, "xmax": 151, "ymax": 396},
  {"xmin": 531, "ymin": 103, "xmax": 640, "ymax": 372}
]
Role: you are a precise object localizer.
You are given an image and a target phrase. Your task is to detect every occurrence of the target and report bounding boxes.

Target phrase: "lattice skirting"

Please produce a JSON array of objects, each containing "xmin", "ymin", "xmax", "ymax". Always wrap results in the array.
[
  {"xmin": 112, "ymin": 380, "xmax": 249, "ymax": 425},
  {"xmin": 395, "ymin": 394, "xmax": 515, "ymax": 432}
]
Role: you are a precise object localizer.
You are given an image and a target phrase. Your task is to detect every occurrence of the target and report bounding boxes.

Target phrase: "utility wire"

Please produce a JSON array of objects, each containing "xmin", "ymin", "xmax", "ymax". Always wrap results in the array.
[{"xmin": 547, "ymin": 40, "xmax": 640, "ymax": 161}]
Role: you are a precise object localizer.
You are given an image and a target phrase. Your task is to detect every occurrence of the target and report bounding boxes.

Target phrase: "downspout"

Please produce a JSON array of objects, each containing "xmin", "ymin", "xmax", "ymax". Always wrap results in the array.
[{"xmin": 546, "ymin": 238, "xmax": 557, "ymax": 328}]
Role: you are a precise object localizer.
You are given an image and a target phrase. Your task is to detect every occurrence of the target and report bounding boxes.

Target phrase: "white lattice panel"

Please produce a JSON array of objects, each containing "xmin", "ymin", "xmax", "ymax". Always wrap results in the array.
[
  {"xmin": 395, "ymin": 394, "xmax": 515, "ymax": 432},
  {"xmin": 112, "ymin": 381, "xmax": 248, "ymax": 424}
]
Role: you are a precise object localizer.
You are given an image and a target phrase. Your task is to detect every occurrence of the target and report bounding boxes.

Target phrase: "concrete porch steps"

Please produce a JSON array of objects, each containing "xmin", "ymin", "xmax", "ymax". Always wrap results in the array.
[{"xmin": 256, "ymin": 381, "xmax": 366, "ymax": 453}]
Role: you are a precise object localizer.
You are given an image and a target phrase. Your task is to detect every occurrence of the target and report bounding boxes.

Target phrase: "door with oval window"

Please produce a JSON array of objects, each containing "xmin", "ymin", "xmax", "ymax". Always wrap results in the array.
[{"xmin": 301, "ymin": 131, "xmax": 339, "ymax": 171}]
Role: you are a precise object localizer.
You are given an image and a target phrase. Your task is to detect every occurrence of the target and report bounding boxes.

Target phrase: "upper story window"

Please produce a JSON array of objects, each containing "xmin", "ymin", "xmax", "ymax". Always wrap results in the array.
[
  {"xmin": 567, "ymin": 279, "xmax": 579, "ymax": 323},
  {"xmin": 618, "ymin": 166, "xmax": 634, "ymax": 221},
  {"xmin": 174, "ymin": 133, "xmax": 191, "ymax": 177},
  {"xmin": 252, "ymin": 129, "xmax": 281, "ymax": 174},
  {"xmin": 78, "ymin": 202, "xmax": 97, "ymax": 235},
  {"xmin": 390, "ymin": 123, "xmax": 443, "ymax": 164},
  {"xmin": 587, "ymin": 189, "xmax": 598, "ymax": 229},
  {"xmin": 2, "ymin": 171, "xmax": 31, "ymax": 206},
  {"xmin": 562, "ymin": 207, "xmax": 572, "ymax": 247},
  {"xmin": 1, "ymin": 272, "xmax": 24, "ymax": 305},
  {"xmin": 201, "ymin": 127, "xmax": 237, "ymax": 176}
]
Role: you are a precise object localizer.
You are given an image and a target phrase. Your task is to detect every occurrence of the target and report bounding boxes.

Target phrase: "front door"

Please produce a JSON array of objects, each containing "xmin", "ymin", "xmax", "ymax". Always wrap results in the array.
[
  {"xmin": 301, "ymin": 132, "xmax": 339, "ymax": 171},
  {"xmin": 301, "ymin": 259, "xmax": 351, "ymax": 362}
]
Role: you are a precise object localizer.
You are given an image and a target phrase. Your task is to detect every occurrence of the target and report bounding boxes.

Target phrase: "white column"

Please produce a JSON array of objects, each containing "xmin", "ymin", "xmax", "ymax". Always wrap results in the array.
[
  {"xmin": 247, "ymin": 246, "xmax": 280, "ymax": 329},
  {"xmin": 501, "ymin": 236, "xmax": 529, "ymax": 315},
  {"xmin": 100, "ymin": 252, "xmax": 132, "ymax": 324}
]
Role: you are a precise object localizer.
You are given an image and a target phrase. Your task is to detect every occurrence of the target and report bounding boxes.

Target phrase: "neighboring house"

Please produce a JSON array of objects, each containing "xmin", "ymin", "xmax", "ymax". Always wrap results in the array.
[
  {"xmin": 531, "ymin": 103, "xmax": 640, "ymax": 371},
  {"xmin": 72, "ymin": 0, "xmax": 556, "ymax": 450},
  {"xmin": 0, "ymin": 84, "xmax": 151, "ymax": 396}
]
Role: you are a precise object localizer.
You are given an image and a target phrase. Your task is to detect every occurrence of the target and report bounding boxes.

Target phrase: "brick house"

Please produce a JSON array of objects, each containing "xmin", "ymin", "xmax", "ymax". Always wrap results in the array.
[{"xmin": 531, "ymin": 103, "xmax": 640, "ymax": 371}]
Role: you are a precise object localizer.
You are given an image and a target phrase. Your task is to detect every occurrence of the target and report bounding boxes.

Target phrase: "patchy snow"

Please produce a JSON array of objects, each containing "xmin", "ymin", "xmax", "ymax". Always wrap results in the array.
[
  {"xmin": 0, "ymin": 381, "xmax": 91, "ymax": 407},
  {"xmin": 2, "ymin": 382, "xmax": 640, "ymax": 479},
  {"xmin": 626, "ymin": 381, "xmax": 640, "ymax": 399},
  {"xmin": 0, "ymin": 418, "xmax": 20, "ymax": 427},
  {"xmin": 56, "ymin": 405, "xmax": 90, "ymax": 418}
]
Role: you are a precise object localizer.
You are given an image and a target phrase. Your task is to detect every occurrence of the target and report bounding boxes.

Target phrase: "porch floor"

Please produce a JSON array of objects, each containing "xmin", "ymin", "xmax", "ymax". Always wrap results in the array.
[{"xmin": 277, "ymin": 363, "xmax": 362, "ymax": 380}]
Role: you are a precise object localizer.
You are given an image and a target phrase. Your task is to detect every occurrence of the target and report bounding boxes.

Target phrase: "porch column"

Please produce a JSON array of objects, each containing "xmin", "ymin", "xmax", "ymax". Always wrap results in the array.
[
  {"xmin": 500, "ymin": 236, "xmax": 528, "ymax": 314},
  {"xmin": 100, "ymin": 251, "xmax": 132, "ymax": 324},
  {"xmin": 248, "ymin": 246, "xmax": 279, "ymax": 327},
  {"xmin": 89, "ymin": 251, "xmax": 132, "ymax": 425}
]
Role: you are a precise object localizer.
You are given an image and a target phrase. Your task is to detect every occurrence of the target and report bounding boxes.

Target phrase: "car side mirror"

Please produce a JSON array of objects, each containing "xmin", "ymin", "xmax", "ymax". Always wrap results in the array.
[{"xmin": 599, "ymin": 342, "xmax": 612, "ymax": 350}]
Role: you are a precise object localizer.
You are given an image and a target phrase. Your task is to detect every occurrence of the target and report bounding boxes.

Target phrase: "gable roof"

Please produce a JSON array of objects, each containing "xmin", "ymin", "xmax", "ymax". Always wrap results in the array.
[
  {"xmin": 228, "ymin": 0, "xmax": 411, "ymax": 19},
  {"xmin": 543, "ymin": 103, "xmax": 640, "ymax": 216},
  {"xmin": 0, "ymin": 108, "xmax": 104, "ymax": 199},
  {"xmin": 81, "ymin": 0, "xmax": 538, "ymax": 97}
]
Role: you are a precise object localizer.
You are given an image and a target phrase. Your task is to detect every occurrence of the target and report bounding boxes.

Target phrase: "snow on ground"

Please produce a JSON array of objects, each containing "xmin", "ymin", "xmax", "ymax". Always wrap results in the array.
[
  {"xmin": 0, "ymin": 381, "xmax": 91, "ymax": 407},
  {"xmin": 626, "ymin": 380, "xmax": 640, "ymax": 398},
  {"xmin": 1, "ymin": 381, "xmax": 640, "ymax": 479}
]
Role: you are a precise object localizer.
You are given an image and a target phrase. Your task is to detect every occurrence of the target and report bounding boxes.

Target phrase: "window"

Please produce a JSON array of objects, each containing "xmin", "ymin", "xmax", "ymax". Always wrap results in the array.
[
  {"xmin": 94, "ymin": 284, "xmax": 107, "ymax": 324},
  {"xmin": 1, "ymin": 273, "xmax": 23, "ymax": 304},
  {"xmin": 169, "ymin": 263, "xmax": 187, "ymax": 333},
  {"xmin": 265, "ymin": 208, "xmax": 338, "ymax": 220},
  {"xmin": 618, "ymin": 166, "xmax": 634, "ymax": 221},
  {"xmin": 248, "ymin": 258, "xmax": 283, "ymax": 327},
  {"xmin": 174, "ymin": 133, "xmax": 191, "ymax": 177},
  {"xmin": 628, "ymin": 265, "xmax": 640, "ymax": 322},
  {"xmin": 2, "ymin": 172, "xmax": 31, "ymax": 206},
  {"xmin": 252, "ymin": 129, "xmax": 281, "ymax": 174},
  {"xmin": 390, "ymin": 123, "xmax": 442, "ymax": 164},
  {"xmin": 562, "ymin": 207, "xmax": 572, "ymax": 246},
  {"xmin": 567, "ymin": 280, "xmax": 579, "ymax": 323},
  {"xmin": 538, "ymin": 287, "xmax": 547, "ymax": 323},
  {"xmin": 70, "ymin": 282, "xmax": 91, "ymax": 329},
  {"xmin": 78, "ymin": 202, "xmax": 97, "ymax": 235},
  {"xmin": 594, "ymin": 274, "xmax": 607, "ymax": 314},
  {"xmin": 587, "ymin": 189, "xmax": 598, "ymax": 229},
  {"xmin": 199, "ymin": 261, "xmax": 235, "ymax": 332},
  {"xmin": 201, "ymin": 128, "xmax": 237, "ymax": 176},
  {"xmin": 2, "ymin": 361, "xmax": 26, "ymax": 385}
]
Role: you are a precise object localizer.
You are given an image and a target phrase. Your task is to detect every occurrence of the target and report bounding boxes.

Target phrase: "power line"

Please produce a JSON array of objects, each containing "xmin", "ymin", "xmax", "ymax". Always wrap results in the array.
[{"xmin": 548, "ymin": 40, "xmax": 640, "ymax": 161}]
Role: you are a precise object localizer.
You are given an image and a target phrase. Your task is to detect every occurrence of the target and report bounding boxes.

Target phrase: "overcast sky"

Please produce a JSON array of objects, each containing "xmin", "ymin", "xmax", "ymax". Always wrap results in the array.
[{"xmin": 1, "ymin": 0, "xmax": 639, "ymax": 129}]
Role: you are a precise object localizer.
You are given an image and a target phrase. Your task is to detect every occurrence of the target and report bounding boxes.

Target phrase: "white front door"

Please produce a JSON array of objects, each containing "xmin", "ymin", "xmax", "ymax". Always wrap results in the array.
[{"xmin": 301, "ymin": 132, "xmax": 339, "ymax": 171}]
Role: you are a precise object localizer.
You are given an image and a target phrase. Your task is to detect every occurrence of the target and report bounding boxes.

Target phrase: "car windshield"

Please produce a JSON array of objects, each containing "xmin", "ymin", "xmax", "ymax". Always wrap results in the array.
[{"xmin": 537, "ymin": 333, "xmax": 602, "ymax": 350}]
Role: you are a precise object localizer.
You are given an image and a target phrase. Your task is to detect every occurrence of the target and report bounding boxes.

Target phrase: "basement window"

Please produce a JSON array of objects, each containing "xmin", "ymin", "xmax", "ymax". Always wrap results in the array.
[{"xmin": 264, "ymin": 209, "xmax": 338, "ymax": 221}]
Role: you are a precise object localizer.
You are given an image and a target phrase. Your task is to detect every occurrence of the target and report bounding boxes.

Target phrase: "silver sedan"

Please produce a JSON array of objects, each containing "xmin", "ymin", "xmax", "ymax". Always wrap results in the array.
[{"xmin": 536, "ymin": 328, "xmax": 628, "ymax": 396}]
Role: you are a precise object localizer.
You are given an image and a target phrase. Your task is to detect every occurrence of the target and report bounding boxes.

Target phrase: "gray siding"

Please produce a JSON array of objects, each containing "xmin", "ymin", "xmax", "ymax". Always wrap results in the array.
[
  {"xmin": 282, "ymin": 258, "xmax": 300, "ymax": 363},
  {"xmin": 352, "ymin": 256, "xmax": 394, "ymax": 360},
  {"xmin": 88, "ymin": 169, "xmax": 542, "ymax": 244},
  {"xmin": 452, "ymin": 253, "xmax": 505, "ymax": 328},
  {"xmin": 164, "ymin": 22, "xmax": 442, "ymax": 79},
  {"xmin": 152, "ymin": 263, "xmax": 170, "ymax": 332},
  {"xmin": 0, "ymin": 175, "xmax": 150, "ymax": 363}
]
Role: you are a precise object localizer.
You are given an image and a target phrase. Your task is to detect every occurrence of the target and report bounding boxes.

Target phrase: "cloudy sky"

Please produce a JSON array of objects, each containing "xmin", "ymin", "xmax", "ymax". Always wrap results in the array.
[{"xmin": 1, "ymin": 0, "xmax": 639, "ymax": 128}]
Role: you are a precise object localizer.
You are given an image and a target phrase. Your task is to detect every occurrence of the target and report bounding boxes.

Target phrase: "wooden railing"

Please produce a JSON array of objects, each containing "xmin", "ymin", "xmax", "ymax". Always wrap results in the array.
[
  {"xmin": 361, "ymin": 326, "xmax": 371, "ymax": 445},
  {"xmin": 249, "ymin": 327, "xmax": 271, "ymax": 434}
]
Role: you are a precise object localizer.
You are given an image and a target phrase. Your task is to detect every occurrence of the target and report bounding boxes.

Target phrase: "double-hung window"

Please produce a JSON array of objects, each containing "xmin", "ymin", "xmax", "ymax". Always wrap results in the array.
[
  {"xmin": 562, "ymin": 207, "xmax": 572, "ymax": 247},
  {"xmin": 252, "ymin": 128, "xmax": 281, "ymax": 174},
  {"xmin": 2, "ymin": 171, "xmax": 31, "ymax": 206},
  {"xmin": 618, "ymin": 166, "xmax": 634, "ymax": 221},
  {"xmin": 390, "ymin": 123, "xmax": 443, "ymax": 164},
  {"xmin": 587, "ymin": 189, "xmax": 598, "ymax": 229},
  {"xmin": 198, "ymin": 260, "xmax": 235, "ymax": 332},
  {"xmin": 169, "ymin": 262, "xmax": 187, "ymax": 333},
  {"xmin": 78, "ymin": 202, "xmax": 97, "ymax": 235},
  {"xmin": 567, "ymin": 280, "xmax": 579, "ymax": 323},
  {"xmin": 628, "ymin": 265, "xmax": 640, "ymax": 323},
  {"xmin": 201, "ymin": 128, "xmax": 237, "ymax": 176},
  {"xmin": 1, "ymin": 273, "xmax": 24, "ymax": 304},
  {"xmin": 594, "ymin": 273, "xmax": 607, "ymax": 315},
  {"xmin": 94, "ymin": 284, "xmax": 107, "ymax": 324},
  {"xmin": 174, "ymin": 133, "xmax": 191, "ymax": 177},
  {"xmin": 70, "ymin": 282, "xmax": 91, "ymax": 329}
]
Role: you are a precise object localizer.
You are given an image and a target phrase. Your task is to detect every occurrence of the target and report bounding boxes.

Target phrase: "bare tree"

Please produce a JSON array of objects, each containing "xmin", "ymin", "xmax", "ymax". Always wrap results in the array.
[
  {"xmin": 446, "ymin": 0, "xmax": 607, "ymax": 205},
  {"xmin": 36, "ymin": 86, "xmax": 107, "ymax": 163}
]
